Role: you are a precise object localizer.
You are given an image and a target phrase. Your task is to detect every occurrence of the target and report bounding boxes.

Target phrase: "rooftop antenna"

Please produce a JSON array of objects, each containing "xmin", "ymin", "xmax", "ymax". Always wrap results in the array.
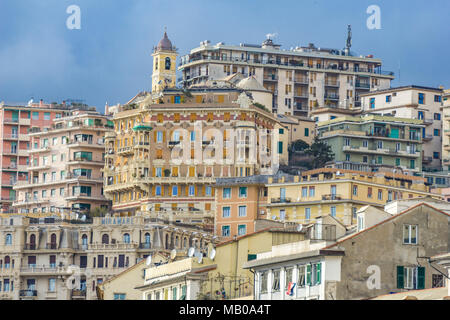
[{"xmin": 345, "ymin": 25, "xmax": 352, "ymax": 56}]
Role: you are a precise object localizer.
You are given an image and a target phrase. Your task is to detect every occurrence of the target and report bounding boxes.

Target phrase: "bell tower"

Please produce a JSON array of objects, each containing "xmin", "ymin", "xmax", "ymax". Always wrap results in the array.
[{"xmin": 152, "ymin": 29, "xmax": 178, "ymax": 93}]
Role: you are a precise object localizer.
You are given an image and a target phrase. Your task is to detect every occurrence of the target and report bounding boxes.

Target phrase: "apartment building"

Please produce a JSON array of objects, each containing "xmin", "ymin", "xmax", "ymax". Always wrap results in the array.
[
  {"xmin": 0, "ymin": 101, "xmax": 71, "ymax": 213},
  {"xmin": 103, "ymin": 32, "xmax": 288, "ymax": 225},
  {"xmin": 442, "ymin": 89, "xmax": 450, "ymax": 169},
  {"xmin": 12, "ymin": 111, "xmax": 112, "ymax": 215},
  {"xmin": 214, "ymin": 175, "xmax": 270, "ymax": 240},
  {"xmin": 265, "ymin": 168, "xmax": 436, "ymax": 226},
  {"xmin": 0, "ymin": 213, "xmax": 213, "ymax": 300},
  {"xmin": 361, "ymin": 85, "xmax": 444, "ymax": 170},
  {"xmin": 317, "ymin": 114, "xmax": 425, "ymax": 174},
  {"xmin": 244, "ymin": 203, "xmax": 450, "ymax": 300},
  {"xmin": 178, "ymin": 32, "xmax": 394, "ymax": 117},
  {"xmin": 277, "ymin": 114, "xmax": 315, "ymax": 146}
]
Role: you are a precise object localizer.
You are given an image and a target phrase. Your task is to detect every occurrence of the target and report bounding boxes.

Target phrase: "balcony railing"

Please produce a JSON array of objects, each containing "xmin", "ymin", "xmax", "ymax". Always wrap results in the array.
[
  {"xmin": 322, "ymin": 194, "xmax": 342, "ymax": 201},
  {"xmin": 271, "ymin": 197, "xmax": 292, "ymax": 204},
  {"xmin": 178, "ymin": 56, "xmax": 395, "ymax": 77},
  {"xmin": 71, "ymin": 289, "xmax": 86, "ymax": 297},
  {"xmin": 20, "ymin": 290, "xmax": 37, "ymax": 297}
]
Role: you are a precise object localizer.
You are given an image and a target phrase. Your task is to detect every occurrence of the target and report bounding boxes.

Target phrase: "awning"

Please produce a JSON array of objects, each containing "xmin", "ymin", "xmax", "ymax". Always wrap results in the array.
[{"xmin": 133, "ymin": 123, "xmax": 153, "ymax": 132}]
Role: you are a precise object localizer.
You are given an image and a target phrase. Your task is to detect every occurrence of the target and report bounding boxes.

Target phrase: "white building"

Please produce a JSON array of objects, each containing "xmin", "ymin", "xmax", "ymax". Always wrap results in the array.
[
  {"xmin": 178, "ymin": 32, "xmax": 394, "ymax": 117},
  {"xmin": 360, "ymin": 85, "xmax": 444, "ymax": 170}
]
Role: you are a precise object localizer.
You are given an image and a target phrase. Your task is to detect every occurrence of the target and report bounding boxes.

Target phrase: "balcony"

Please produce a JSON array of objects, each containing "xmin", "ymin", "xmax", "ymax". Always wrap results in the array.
[
  {"xmin": 263, "ymin": 75, "xmax": 278, "ymax": 81},
  {"xmin": 87, "ymin": 243, "xmax": 138, "ymax": 250},
  {"xmin": 325, "ymin": 80, "xmax": 340, "ymax": 87},
  {"xmin": 71, "ymin": 289, "xmax": 86, "ymax": 299},
  {"xmin": 19, "ymin": 118, "xmax": 31, "ymax": 126},
  {"xmin": 20, "ymin": 265, "xmax": 69, "ymax": 275},
  {"xmin": 355, "ymin": 82, "xmax": 370, "ymax": 89},
  {"xmin": 294, "ymin": 77, "xmax": 309, "ymax": 85},
  {"xmin": 422, "ymin": 134, "xmax": 433, "ymax": 141},
  {"xmin": 294, "ymin": 92, "xmax": 308, "ymax": 99},
  {"xmin": 168, "ymin": 141, "xmax": 181, "ymax": 148},
  {"xmin": 422, "ymin": 156, "xmax": 433, "ymax": 163},
  {"xmin": 322, "ymin": 194, "xmax": 342, "ymax": 201},
  {"xmin": 324, "ymin": 93, "xmax": 340, "ymax": 100},
  {"xmin": 3, "ymin": 118, "xmax": 19, "ymax": 124},
  {"xmin": 270, "ymin": 197, "xmax": 292, "ymax": 204},
  {"xmin": 20, "ymin": 290, "xmax": 37, "ymax": 298},
  {"xmin": 117, "ymin": 146, "xmax": 134, "ymax": 156}
]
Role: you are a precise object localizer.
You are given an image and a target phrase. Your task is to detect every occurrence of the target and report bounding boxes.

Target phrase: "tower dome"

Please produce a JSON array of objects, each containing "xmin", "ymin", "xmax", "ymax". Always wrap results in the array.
[{"xmin": 157, "ymin": 31, "xmax": 173, "ymax": 51}]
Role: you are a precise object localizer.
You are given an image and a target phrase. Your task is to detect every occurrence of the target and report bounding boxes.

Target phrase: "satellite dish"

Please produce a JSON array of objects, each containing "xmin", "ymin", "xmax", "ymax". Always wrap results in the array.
[
  {"xmin": 296, "ymin": 224, "xmax": 303, "ymax": 232},
  {"xmin": 197, "ymin": 254, "xmax": 203, "ymax": 264},
  {"xmin": 81, "ymin": 215, "xmax": 86, "ymax": 221},
  {"xmin": 188, "ymin": 247, "xmax": 195, "ymax": 257},
  {"xmin": 146, "ymin": 255, "xmax": 152, "ymax": 266},
  {"xmin": 272, "ymin": 215, "xmax": 277, "ymax": 220},
  {"xmin": 27, "ymin": 99, "xmax": 34, "ymax": 106},
  {"xmin": 170, "ymin": 249, "xmax": 177, "ymax": 260},
  {"xmin": 209, "ymin": 248, "xmax": 216, "ymax": 260}
]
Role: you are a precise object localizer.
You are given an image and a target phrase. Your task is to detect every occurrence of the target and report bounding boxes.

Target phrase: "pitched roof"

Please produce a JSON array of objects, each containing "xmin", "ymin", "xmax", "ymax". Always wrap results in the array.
[{"xmin": 323, "ymin": 202, "xmax": 450, "ymax": 250}]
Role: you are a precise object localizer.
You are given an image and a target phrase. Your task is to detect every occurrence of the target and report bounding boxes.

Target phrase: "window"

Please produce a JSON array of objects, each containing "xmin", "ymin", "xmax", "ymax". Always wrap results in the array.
[
  {"xmin": 239, "ymin": 187, "xmax": 247, "ymax": 198},
  {"xmin": 307, "ymin": 263, "xmax": 322, "ymax": 286},
  {"xmin": 32, "ymin": 112, "xmax": 39, "ymax": 120},
  {"xmin": 260, "ymin": 271, "xmax": 268, "ymax": 294},
  {"xmin": 123, "ymin": 233, "xmax": 130, "ymax": 243},
  {"xmin": 330, "ymin": 206, "xmax": 336, "ymax": 217},
  {"xmin": 433, "ymin": 152, "xmax": 440, "ymax": 159},
  {"xmin": 397, "ymin": 266, "xmax": 425, "ymax": 289},
  {"xmin": 403, "ymin": 225, "xmax": 418, "ymax": 244},
  {"xmin": 238, "ymin": 224, "xmax": 246, "ymax": 236},
  {"xmin": 5, "ymin": 234, "xmax": 12, "ymax": 245},
  {"xmin": 434, "ymin": 95, "xmax": 442, "ymax": 103},
  {"xmin": 377, "ymin": 141, "xmax": 383, "ymax": 149},
  {"xmin": 238, "ymin": 206, "xmax": 247, "ymax": 217},
  {"xmin": 297, "ymin": 265, "xmax": 306, "ymax": 287},
  {"xmin": 155, "ymin": 186, "xmax": 162, "ymax": 196},
  {"xmin": 378, "ymin": 189, "xmax": 383, "ymax": 200},
  {"xmin": 222, "ymin": 207, "xmax": 230, "ymax": 218},
  {"xmin": 370, "ymin": 98, "xmax": 375, "ymax": 109},
  {"xmin": 278, "ymin": 141, "xmax": 283, "ymax": 154},
  {"xmin": 304, "ymin": 128, "xmax": 309, "ymax": 137},
  {"xmin": 190, "ymin": 131, "xmax": 196, "ymax": 141},
  {"xmin": 301, "ymin": 187, "xmax": 308, "ymax": 198},
  {"xmin": 418, "ymin": 93, "xmax": 425, "ymax": 104},
  {"xmin": 280, "ymin": 188, "xmax": 286, "ymax": 200},
  {"xmin": 344, "ymin": 138, "xmax": 350, "ymax": 146},
  {"xmin": 396, "ymin": 158, "xmax": 401, "ymax": 166},
  {"xmin": 48, "ymin": 278, "xmax": 56, "ymax": 292},
  {"xmin": 280, "ymin": 209, "xmax": 286, "ymax": 220},
  {"xmin": 386, "ymin": 95, "xmax": 391, "ymax": 103},
  {"xmin": 434, "ymin": 113, "xmax": 441, "ymax": 120},
  {"xmin": 272, "ymin": 269, "xmax": 280, "ymax": 292},
  {"xmin": 188, "ymin": 185, "xmax": 195, "ymax": 196},
  {"xmin": 205, "ymin": 186, "xmax": 212, "ymax": 196},
  {"xmin": 432, "ymin": 274, "xmax": 444, "ymax": 288},
  {"xmin": 353, "ymin": 185, "xmax": 358, "ymax": 196},
  {"xmin": 345, "ymin": 154, "xmax": 350, "ymax": 161},
  {"xmin": 156, "ymin": 131, "xmax": 163, "ymax": 143},
  {"xmin": 363, "ymin": 140, "xmax": 368, "ymax": 148},
  {"xmin": 434, "ymin": 129, "xmax": 440, "ymax": 136},
  {"xmin": 114, "ymin": 293, "xmax": 126, "ymax": 300},
  {"xmin": 357, "ymin": 215, "xmax": 365, "ymax": 232},
  {"xmin": 309, "ymin": 186, "xmax": 315, "ymax": 197},
  {"xmin": 221, "ymin": 225, "xmax": 230, "ymax": 237},
  {"xmin": 305, "ymin": 208, "xmax": 311, "ymax": 221},
  {"xmin": 223, "ymin": 188, "xmax": 231, "ymax": 199},
  {"xmin": 172, "ymin": 186, "xmax": 178, "ymax": 196},
  {"xmin": 285, "ymin": 267, "xmax": 293, "ymax": 288}
]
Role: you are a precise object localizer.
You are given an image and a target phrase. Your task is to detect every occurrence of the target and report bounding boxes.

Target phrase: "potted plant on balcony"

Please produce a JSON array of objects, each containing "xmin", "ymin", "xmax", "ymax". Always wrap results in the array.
[{"xmin": 164, "ymin": 169, "xmax": 171, "ymax": 177}]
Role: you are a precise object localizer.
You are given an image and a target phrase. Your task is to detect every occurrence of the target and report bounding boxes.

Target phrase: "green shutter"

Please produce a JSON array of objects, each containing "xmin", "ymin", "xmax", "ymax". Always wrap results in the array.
[
  {"xmin": 306, "ymin": 264, "xmax": 312, "ymax": 285},
  {"xmin": 316, "ymin": 263, "xmax": 322, "ymax": 285},
  {"xmin": 248, "ymin": 254, "xmax": 257, "ymax": 261},
  {"xmin": 278, "ymin": 141, "xmax": 283, "ymax": 154},
  {"xmin": 397, "ymin": 266, "xmax": 404, "ymax": 289},
  {"xmin": 417, "ymin": 267, "xmax": 425, "ymax": 289}
]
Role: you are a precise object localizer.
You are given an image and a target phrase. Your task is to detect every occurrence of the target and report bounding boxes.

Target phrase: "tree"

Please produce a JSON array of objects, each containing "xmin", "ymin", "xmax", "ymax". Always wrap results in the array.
[
  {"xmin": 289, "ymin": 139, "xmax": 310, "ymax": 153},
  {"xmin": 304, "ymin": 136, "xmax": 334, "ymax": 169},
  {"xmin": 89, "ymin": 207, "xmax": 108, "ymax": 217}
]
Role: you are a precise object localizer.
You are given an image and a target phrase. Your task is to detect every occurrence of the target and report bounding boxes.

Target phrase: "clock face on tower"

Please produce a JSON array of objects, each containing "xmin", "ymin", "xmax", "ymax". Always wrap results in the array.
[{"xmin": 165, "ymin": 57, "xmax": 171, "ymax": 70}]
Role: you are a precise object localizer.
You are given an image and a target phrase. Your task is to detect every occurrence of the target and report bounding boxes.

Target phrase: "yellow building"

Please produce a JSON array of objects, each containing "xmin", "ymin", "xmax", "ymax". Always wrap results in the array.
[
  {"xmin": 265, "ymin": 168, "xmax": 439, "ymax": 226},
  {"xmin": 104, "ymin": 32, "xmax": 289, "ymax": 226}
]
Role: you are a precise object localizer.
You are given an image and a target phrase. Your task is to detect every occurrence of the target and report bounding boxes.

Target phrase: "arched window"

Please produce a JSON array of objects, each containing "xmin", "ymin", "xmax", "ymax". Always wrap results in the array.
[
  {"xmin": 102, "ymin": 234, "xmax": 109, "ymax": 244},
  {"xmin": 5, "ymin": 256, "xmax": 10, "ymax": 269},
  {"xmin": 50, "ymin": 233, "xmax": 57, "ymax": 249},
  {"xmin": 183, "ymin": 237, "xmax": 187, "ymax": 248},
  {"xmin": 144, "ymin": 233, "xmax": 151, "ymax": 249},
  {"xmin": 5, "ymin": 234, "xmax": 12, "ymax": 245},
  {"xmin": 82, "ymin": 234, "xmax": 88, "ymax": 245},
  {"xmin": 30, "ymin": 234, "xmax": 36, "ymax": 249},
  {"xmin": 165, "ymin": 57, "xmax": 171, "ymax": 70},
  {"xmin": 123, "ymin": 233, "xmax": 130, "ymax": 244},
  {"xmin": 175, "ymin": 236, "xmax": 179, "ymax": 247},
  {"xmin": 165, "ymin": 234, "xmax": 169, "ymax": 250},
  {"xmin": 155, "ymin": 58, "xmax": 158, "ymax": 70},
  {"xmin": 125, "ymin": 256, "xmax": 129, "ymax": 267}
]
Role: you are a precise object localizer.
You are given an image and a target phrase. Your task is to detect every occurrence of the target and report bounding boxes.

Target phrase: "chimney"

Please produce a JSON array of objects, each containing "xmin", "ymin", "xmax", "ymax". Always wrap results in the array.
[{"xmin": 39, "ymin": 99, "xmax": 43, "ymax": 107}]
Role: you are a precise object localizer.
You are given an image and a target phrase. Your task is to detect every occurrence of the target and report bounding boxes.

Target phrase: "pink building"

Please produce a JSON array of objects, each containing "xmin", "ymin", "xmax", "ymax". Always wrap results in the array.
[{"xmin": 0, "ymin": 100, "xmax": 70, "ymax": 212}]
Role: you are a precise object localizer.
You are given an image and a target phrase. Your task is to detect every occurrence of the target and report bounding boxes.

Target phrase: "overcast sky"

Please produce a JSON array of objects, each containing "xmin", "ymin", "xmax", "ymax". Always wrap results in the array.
[{"xmin": 0, "ymin": 0, "xmax": 449, "ymax": 113}]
